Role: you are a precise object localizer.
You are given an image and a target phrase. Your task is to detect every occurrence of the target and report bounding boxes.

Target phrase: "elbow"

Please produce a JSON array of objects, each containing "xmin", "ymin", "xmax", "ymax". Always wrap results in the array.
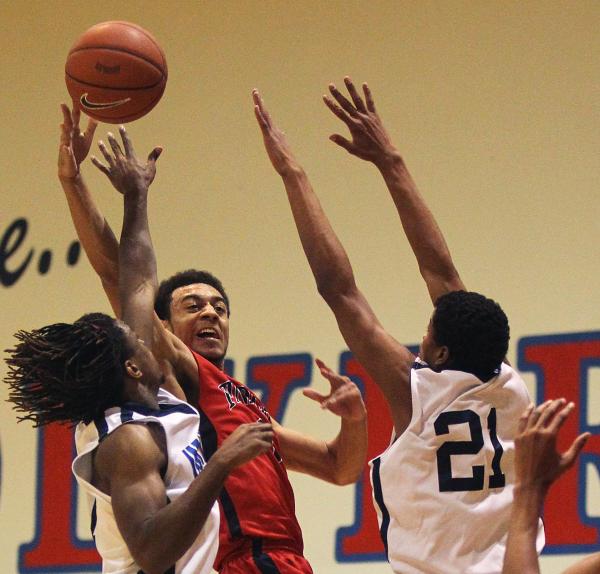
[
  {"xmin": 421, "ymin": 267, "xmax": 464, "ymax": 299},
  {"xmin": 333, "ymin": 474, "xmax": 358, "ymax": 487},
  {"xmin": 420, "ymin": 262, "xmax": 459, "ymax": 283},
  {"xmin": 128, "ymin": 523, "xmax": 176, "ymax": 574},
  {"xmin": 331, "ymin": 465, "xmax": 363, "ymax": 486},
  {"xmin": 140, "ymin": 563, "xmax": 173, "ymax": 574},
  {"xmin": 315, "ymin": 275, "xmax": 357, "ymax": 305},
  {"xmin": 134, "ymin": 548, "xmax": 174, "ymax": 574}
]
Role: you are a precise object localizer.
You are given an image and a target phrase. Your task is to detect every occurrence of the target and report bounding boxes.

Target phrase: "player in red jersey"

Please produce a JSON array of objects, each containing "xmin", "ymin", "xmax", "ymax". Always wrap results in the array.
[{"xmin": 57, "ymin": 104, "xmax": 368, "ymax": 573}]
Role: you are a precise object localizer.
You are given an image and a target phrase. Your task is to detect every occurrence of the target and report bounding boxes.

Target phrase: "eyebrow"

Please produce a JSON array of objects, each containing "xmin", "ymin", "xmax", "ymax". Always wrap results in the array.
[{"xmin": 180, "ymin": 294, "xmax": 225, "ymax": 305}]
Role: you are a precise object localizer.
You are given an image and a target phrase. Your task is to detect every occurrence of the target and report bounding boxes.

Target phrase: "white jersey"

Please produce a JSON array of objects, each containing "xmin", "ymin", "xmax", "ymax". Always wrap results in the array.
[
  {"xmin": 370, "ymin": 360, "xmax": 544, "ymax": 574},
  {"xmin": 72, "ymin": 388, "xmax": 220, "ymax": 574}
]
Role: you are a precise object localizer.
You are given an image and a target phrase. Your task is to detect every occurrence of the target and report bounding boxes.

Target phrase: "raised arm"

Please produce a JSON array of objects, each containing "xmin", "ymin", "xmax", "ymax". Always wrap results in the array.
[
  {"xmin": 97, "ymin": 415, "xmax": 274, "ymax": 573},
  {"xmin": 90, "ymin": 126, "xmax": 161, "ymax": 345},
  {"xmin": 254, "ymin": 90, "xmax": 413, "ymax": 435},
  {"xmin": 324, "ymin": 78, "xmax": 465, "ymax": 303},
  {"xmin": 58, "ymin": 104, "xmax": 121, "ymax": 314},
  {"xmin": 502, "ymin": 400, "xmax": 590, "ymax": 574},
  {"xmin": 90, "ymin": 128, "xmax": 200, "ymax": 400}
]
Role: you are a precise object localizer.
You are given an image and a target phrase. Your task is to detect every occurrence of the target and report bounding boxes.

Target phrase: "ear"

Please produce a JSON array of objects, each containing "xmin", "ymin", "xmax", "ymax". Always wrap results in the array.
[
  {"xmin": 433, "ymin": 345, "xmax": 450, "ymax": 369},
  {"xmin": 162, "ymin": 319, "xmax": 174, "ymax": 333},
  {"xmin": 124, "ymin": 359, "xmax": 143, "ymax": 379}
]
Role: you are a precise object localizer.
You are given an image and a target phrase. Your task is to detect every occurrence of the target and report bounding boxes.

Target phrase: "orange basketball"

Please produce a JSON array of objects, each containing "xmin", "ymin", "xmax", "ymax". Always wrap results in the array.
[{"xmin": 65, "ymin": 21, "xmax": 167, "ymax": 123}]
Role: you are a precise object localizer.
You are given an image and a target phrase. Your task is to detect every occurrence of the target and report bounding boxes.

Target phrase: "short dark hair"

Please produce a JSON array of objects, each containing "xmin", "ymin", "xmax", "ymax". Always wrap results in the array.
[
  {"xmin": 4, "ymin": 313, "xmax": 134, "ymax": 427},
  {"xmin": 432, "ymin": 291, "xmax": 509, "ymax": 381},
  {"xmin": 155, "ymin": 269, "xmax": 230, "ymax": 320}
]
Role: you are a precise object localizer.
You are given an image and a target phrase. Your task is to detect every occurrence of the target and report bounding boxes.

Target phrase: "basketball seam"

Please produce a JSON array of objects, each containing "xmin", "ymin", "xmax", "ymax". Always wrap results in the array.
[
  {"xmin": 67, "ymin": 46, "xmax": 166, "ymax": 77},
  {"xmin": 65, "ymin": 71, "xmax": 165, "ymax": 91},
  {"xmin": 116, "ymin": 21, "xmax": 168, "ymax": 70}
]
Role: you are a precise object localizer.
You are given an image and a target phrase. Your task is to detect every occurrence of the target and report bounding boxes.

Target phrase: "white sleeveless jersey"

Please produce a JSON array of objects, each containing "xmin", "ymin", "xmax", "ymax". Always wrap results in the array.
[
  {"xmin": 72, "ymin": 388, "xmax": 220, "ymax": 574},
  {"xmin": 370, "ymin": 360, "xmax": 544, "ymax": 574}
]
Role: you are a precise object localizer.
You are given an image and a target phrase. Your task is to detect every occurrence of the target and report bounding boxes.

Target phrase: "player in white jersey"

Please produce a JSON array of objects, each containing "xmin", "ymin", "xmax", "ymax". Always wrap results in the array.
[
  {"xmin": 372, "ymin": 358, "xmax": 537, "ymax": 573},
  {"xmin": 254, "ymin": 79, "xmax": 543, "ymax": 572},
  {"xmin": 73, "ymin": 387, "xmax": 220, "ymax": 574},
  {"xmin": 5, "ymin": 125, "xmax": 274, "ymax": 573}
]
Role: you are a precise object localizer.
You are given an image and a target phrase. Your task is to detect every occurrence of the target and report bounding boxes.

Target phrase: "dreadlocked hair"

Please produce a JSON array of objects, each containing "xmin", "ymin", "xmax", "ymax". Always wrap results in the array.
[
  {"xmin": 4, "ymin": 313, "xmax": 133, "ymax": 427},
  {"xmin": 432, "ymin": 291, "xmax": 509, "ymax": 382}
]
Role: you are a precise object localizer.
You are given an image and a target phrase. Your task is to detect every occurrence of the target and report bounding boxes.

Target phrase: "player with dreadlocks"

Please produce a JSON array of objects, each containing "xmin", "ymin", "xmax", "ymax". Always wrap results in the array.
[
  {"xmin": 4, "ymin": 125, "xmax": 273, "ymax": 574},
  {"xmin": 6, "ymin": 313, "xmax": 140, "ymax": 427}
]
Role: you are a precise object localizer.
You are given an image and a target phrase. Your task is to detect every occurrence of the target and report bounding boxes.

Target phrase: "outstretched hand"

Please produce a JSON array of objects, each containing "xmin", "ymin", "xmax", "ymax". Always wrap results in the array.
[
  {"xmin": 303, "ymin": 359, "xmax": 366, "ymax": 422},
  {"xmin": 253, "ymin": 89, "xmax": 300, "ymax": 177},
  {"xmin": 324, "ymin": 77, "xmax": 399, "ymax": 169},
  {"xmin": 515, "ymin": 399, "xmax": 590, "ymax": 490},
  {"xmin": 91, "ymin": 126, "xmax": 162, "ymax": 195},
  {"xmin": 58, "ymin": 103, "xmax": 98, "ymax": 180}
]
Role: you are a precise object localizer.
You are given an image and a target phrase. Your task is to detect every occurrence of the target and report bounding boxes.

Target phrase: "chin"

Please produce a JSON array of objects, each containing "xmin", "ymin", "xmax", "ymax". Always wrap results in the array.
[{"xmin": 193, "ymin": 343, "xmax": 226, "ymax": 365}]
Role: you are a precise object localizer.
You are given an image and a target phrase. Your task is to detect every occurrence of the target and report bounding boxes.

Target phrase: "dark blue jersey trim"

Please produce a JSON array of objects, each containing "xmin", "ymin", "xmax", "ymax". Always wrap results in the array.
[
  {"xmin": 120, "ymin": 400, "xmax": 197, "ymax": 418},
  {"xmin": 90, "ymin": 500, "xmax": 97, "ymax": 538},
  {"xmin": 252, "ymin": 538, "xmax": 281, "ymax": 573},
  {"xmin": 197, "ymin": 405, "xmax": 243, "ymax": 539},
  {"xmin": 371, "ymin": 457, "xmax": 390, "ymax": 561},
  {"xmin": 94, "ymin": 416, "xmax": 109, "ymax": 441},
  {"xmin": 120, "ymin": 409, "xmax": 134, "ymax": 424},
  {"xmin": 412, "ymin": 360, "xmax": 429, "ymax": 370}
]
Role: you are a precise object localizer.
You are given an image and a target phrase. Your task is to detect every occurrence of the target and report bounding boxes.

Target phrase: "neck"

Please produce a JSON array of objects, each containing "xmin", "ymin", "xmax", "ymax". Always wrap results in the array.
[
  {"xmin": 123, "ymin": 382, "xmax": 160, "ymax": 410},
  {"xmin": 212, "ymin": 357, "xmax": 225, "ymax": 371}
]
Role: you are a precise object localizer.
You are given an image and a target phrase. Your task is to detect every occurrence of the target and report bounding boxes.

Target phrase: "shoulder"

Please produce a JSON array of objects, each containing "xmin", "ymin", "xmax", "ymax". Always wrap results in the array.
[{"xmin": 95, "ymin": 422, "xmax": 167, "ymax": 479}]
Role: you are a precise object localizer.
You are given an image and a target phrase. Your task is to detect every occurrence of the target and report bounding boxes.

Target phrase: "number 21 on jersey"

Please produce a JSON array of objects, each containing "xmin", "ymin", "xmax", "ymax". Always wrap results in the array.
[{"xmin": 435, "ymin": 408, "xmax": 505, "ymax": 492}]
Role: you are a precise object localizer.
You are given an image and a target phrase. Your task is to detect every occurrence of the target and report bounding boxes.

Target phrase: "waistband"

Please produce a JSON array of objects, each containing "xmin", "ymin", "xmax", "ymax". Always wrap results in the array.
[{"xmin": 218, "ymin": 537, "xmax": 304, "ymax": 568}]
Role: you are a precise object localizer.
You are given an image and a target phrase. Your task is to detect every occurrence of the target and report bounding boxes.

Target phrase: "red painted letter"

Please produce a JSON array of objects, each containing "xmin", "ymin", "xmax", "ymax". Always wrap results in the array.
[
  {"xmin": 335, "ymin": 351, "xmax": 397, "ymax": 562},
  {"xmin": 19, "ymin": 424, "xmax": 100, "ymax": 572},
  {"xmin": 246, "ymin": 353, "xmax": 312, "ymax": 422},
  {"xmin": 519, "ymin": 331, "xmax": 600, "ymax": 553}
]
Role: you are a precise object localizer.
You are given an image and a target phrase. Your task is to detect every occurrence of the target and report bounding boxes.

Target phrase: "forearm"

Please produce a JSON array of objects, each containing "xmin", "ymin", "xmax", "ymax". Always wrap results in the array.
[
  {"xmin": 325, "ymin": 414, "xmax": 368, "ymax": 485},
  {"xmin": 281, "ymin": 167, "xmax": 357, "ymax": 301},
  {"xmin": 119, "ymin": 188, "xmax": 158, "ymax": 338},
  {"xmin": 60, "ymin": 174, "xmax": 121, "ymax": 314},
  {"xmin": 277, "ymin": 415, "xmax": 367, "ymax": 485},
  {"xmin": 563, "ymin": 553, "xmax": 600, "ymax": 574},
  {"xmin": 502, "ymin": 485, "xmax": 546, "ymax": 574},
  {"xmin": 378, "ymin": 155, "xmax": 464, "ymax": 302},
  {"xmin": 132, "ymin": 452, "xmax": 230, "ymax": 574},
  {"xmin": 120, "ymin": 190, "xmax": 157, "ymax": 289}
]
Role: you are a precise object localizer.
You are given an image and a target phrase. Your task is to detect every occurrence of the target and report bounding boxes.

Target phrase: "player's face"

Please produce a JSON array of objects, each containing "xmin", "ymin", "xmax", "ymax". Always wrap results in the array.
[{"xmin": 167, "ymin": 283, "xmax": 230, "ymax": 368}]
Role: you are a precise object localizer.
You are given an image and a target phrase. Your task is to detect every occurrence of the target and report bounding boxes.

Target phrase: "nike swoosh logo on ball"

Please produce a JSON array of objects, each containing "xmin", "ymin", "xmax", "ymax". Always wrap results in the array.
[{"xmin": 80, "ymin": 93, "xmax": 131, "ymax": 109}]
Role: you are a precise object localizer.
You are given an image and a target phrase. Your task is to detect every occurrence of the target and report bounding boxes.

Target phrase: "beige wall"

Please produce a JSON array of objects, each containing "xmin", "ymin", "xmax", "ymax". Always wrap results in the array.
[{"xmin": 1, "ymin": 1, "xmax": 598, "ymax": 572}]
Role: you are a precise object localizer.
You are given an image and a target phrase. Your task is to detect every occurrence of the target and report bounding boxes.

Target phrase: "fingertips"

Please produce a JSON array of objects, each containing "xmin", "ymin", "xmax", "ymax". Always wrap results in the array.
[
  {"xmin": 302, "ymin": 388, "xmax": 325, "ymax": 403},
  {"xmin": 576, "ymin": 431, "xmax": 591, "ymax": 447},
  {"xmin": 149, "ymin": 146, "xmax": 163, "ymax": 162},
  {"xmin": 518, "ymin": 403, "xmax": 534, "ymax": 432}
]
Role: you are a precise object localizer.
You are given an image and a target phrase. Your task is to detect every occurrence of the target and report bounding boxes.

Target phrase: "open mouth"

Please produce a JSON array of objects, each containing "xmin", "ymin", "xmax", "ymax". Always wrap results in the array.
[{"xmin": 196, "ymin": 328, "xmax": 220, "ymax": 342}]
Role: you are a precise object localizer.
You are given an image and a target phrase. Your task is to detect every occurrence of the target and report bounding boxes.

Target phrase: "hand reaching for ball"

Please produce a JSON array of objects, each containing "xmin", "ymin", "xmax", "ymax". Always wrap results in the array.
[
  {"xmin": 91, "ymin": 126, "xmax": 162, "ymax": 196},
  {"xmin": 58, "ymin": 103, "xmax": 97, "ymax": 181}
]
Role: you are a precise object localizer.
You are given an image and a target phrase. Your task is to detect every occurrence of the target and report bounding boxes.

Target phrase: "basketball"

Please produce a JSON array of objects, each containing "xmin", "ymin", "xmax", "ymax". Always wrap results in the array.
[{"xmin": 65, "ymin": 21, "xmax": 167, "ymax": 123}]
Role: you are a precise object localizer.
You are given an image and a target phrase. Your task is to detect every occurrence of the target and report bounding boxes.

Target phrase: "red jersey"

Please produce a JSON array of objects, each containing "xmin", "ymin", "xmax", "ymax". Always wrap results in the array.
[{"xmin": 191, "ymin": 350, "xmax": 305, "ymax": 570}]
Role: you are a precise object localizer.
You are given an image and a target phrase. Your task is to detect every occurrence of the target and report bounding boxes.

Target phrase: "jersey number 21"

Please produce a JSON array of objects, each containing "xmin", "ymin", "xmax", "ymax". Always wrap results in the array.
[{"xmin": 434, "ymin": 408, "xmax": 505, "ymax": 492}]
